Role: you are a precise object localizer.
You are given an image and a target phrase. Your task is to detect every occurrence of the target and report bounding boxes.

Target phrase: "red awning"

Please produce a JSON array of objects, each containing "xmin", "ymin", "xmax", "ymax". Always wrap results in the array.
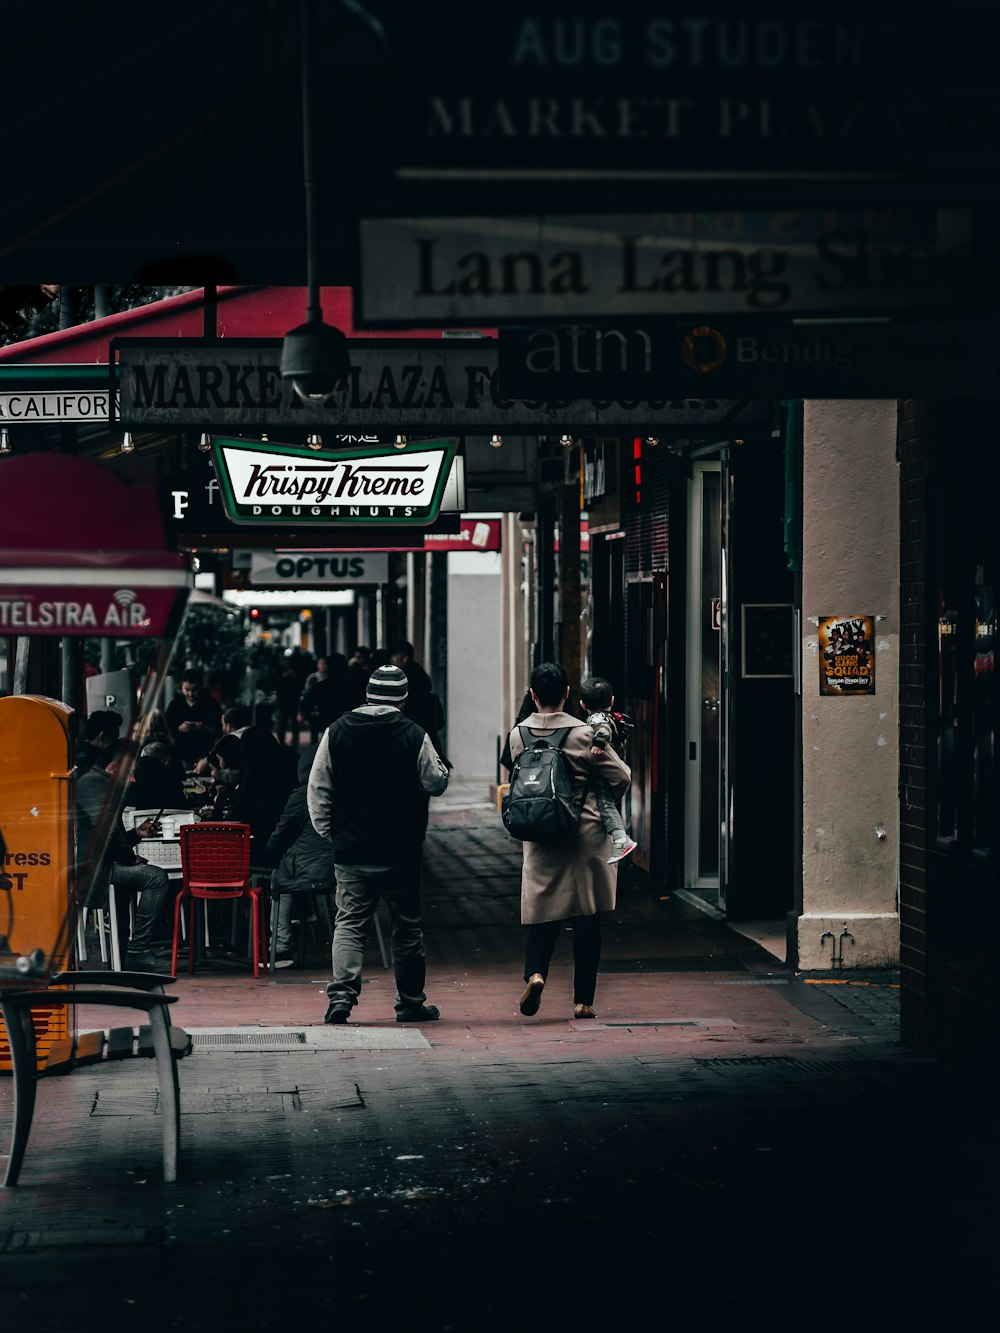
[
  {"xmin": 0, "ymin": 287, "xmax": 494, "ymax": 365},
  {"xmin": 0, "ymin": 453, "xmax": 189, "ymax": 636}
]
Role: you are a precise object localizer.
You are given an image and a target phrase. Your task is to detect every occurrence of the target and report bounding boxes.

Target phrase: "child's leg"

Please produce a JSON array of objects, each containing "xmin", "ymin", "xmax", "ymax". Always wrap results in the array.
[{"xmin": 592, "ymin": 775, "xmax": 626, "ymax": 843}]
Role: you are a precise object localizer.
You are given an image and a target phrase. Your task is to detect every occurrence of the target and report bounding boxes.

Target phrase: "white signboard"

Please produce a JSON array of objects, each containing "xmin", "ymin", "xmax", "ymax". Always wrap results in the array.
[
  {"xmin": 0, "ymin": 390, "xmax": 114, "ymax": 422},
  {"xmin": 213, "ymin": 436, "xmax": 456, "ymax": 527},
  {"xmin": 357, "ymin": 209, "xmax": 985, "ymax": 325},
  {"xmin": 248, "ymin": 552, "xmax": 389, "ymax": 586}
]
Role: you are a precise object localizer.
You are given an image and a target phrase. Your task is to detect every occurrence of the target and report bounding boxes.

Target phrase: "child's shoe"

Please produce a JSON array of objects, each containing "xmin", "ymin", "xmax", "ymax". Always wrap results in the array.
[{"xmin": 607, "ymin": 837, "xmax": 637, "ymax": 864}]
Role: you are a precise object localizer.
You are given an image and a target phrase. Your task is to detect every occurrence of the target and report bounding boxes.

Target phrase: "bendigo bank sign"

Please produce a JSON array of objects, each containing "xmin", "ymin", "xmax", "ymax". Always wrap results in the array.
[{"xmin": 213, "ymin": 437, "xmax": 457, "ymax": 527}]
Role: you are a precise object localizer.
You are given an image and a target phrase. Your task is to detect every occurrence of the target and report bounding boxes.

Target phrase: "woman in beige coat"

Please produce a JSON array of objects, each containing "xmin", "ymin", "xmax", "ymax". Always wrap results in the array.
[{"xmin": 507, "ymin": 662, "xmax": 631, "ymax": 1020}]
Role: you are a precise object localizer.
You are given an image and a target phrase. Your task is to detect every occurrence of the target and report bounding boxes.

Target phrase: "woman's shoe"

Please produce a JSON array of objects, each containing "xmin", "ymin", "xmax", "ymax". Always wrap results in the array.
[
  {"xmin": 573, "ymin": 1004, "xmax": 596, "ymax": 1020},
  {"xmin": 519, "ymin": 973, "xmax": 545, "ymax": 1015}
]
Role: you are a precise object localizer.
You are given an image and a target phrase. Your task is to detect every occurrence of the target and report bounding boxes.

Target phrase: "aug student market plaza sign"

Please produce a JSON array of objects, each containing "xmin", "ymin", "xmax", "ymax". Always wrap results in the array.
[
  {"xmin": 356, "ymin": 208, "xmax": 991, "ymax": 326},
  {"xmin": 116, "ymin": 339, "xmax": 765, "ymax": 432},
  {"xmin": 212, "ymin": 437, "xmax": 456, "ymax": 527},
  {"xmin": 356, "ymin": 4, "xmax": 1000, "ymax": 176}
]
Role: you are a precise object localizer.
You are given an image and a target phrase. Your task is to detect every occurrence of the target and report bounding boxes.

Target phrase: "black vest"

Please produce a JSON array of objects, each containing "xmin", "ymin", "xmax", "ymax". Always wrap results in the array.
[{"xmin": 324, "ymin": 710, "xmax": 428, "ymax": 867}]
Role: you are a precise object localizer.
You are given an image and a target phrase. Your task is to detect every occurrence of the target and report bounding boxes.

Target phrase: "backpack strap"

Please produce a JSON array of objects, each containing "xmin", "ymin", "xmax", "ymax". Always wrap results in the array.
[
  {"xmin": 519, "ymin": 725, "xmax": 572, "ymax": 750},
  {"xmin": 517, "ymin": 726, "xmax": 588, "ymax": 808}
]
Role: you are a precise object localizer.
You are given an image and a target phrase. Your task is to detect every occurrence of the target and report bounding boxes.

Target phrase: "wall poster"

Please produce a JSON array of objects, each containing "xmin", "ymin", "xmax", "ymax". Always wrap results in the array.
[{"xmin": 818, "ymin": 615, "xmax": 876, "ymax": 696}]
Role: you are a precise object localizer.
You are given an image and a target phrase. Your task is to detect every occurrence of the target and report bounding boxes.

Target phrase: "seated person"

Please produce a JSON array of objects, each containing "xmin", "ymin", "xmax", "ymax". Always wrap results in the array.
[
  {"xmin": 266, "ymin": 745, "xmax": 335, "ymax": 967},
  {"xmin": 130, "ymin": 741, "xmax": 187, "ymax": 811},
  {"xmin": 74, "ymin": 709, "xmax": 123, "ymax": 776},
  {"xmin": 199, "ymin": 733, "xmax": 243, "ymax": 821},
  {"xmin": 194, "ymin": 705, "xmax": 252, "ymax": 776},
  {"xmin": 233, "ymin": 725, "xmax": 300, "ymax": 860},
  {"xmin": 76, "ymin": 742, "xmax": 170, "ymax": 972}
]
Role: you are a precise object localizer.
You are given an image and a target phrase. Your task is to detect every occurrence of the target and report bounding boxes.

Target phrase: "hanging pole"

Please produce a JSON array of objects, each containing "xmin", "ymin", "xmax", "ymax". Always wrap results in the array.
[
  {"xmin": 301, "ymin": 0, "xmax": 321, "ymax": 326},
  {"xmin": 279, "ymin": 0, "xmax": 350, "ymax": 402}
]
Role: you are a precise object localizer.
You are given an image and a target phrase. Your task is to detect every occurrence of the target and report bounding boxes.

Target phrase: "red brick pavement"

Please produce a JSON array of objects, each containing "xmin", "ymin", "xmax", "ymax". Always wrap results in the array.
[{"xmin": 2, "ymin": 783, "xmax": 991, "ymax": 1333}]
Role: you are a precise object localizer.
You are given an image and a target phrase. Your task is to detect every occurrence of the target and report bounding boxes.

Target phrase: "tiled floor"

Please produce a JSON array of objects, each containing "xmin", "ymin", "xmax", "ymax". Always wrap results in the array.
[{"xmin": 4, "ymin": 780, "xmax": 985, "ymax": 1333}]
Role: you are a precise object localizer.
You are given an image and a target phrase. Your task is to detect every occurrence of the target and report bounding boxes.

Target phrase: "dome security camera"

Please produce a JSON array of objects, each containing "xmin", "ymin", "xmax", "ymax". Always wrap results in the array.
[{"xmin": 280, "ymin": 321, "xmax": 351, "ymax": 403}]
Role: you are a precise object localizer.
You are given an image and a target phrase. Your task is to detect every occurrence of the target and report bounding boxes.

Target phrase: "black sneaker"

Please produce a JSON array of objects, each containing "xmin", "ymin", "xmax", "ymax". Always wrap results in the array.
[
  {"xmin": 395, "ymin": 1003, "xmax": 440, "ymax": 1024},
  {"xmin": 324, "ymin": 1002, "xmax": 350, "ymax": 1025},
  {"xmin": 124, "ymin": 952, "xmax": 159, "ymax": 973},
  {"xmin": 274, "ymin": 953, "xmax": 295, "ymax": 970}
]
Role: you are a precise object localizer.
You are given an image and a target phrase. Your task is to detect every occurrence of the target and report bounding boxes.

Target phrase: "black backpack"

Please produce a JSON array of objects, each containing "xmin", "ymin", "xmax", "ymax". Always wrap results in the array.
[{"xmin": 502, "ymin": 726, "xmax": 583, "ymax": 843}]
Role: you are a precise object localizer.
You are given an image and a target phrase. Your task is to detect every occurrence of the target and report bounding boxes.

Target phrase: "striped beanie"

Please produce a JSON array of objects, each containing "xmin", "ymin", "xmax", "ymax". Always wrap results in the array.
[{"xmin": 366, "ymin": 663, "xmax": 409, "ymax": 706}]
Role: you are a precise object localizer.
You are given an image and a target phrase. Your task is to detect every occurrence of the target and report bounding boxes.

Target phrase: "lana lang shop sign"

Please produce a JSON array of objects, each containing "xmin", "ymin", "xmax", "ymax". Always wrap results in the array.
[{"xmin": 212, "ymin": 437, "xmax": 456, "ymax": 527}]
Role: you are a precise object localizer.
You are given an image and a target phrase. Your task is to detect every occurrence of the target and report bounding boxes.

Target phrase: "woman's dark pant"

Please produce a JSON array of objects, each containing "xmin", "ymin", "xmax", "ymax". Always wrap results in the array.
[{"xmin": 523, "ymin": 913, "xmax": 602, "ymax": 1005}]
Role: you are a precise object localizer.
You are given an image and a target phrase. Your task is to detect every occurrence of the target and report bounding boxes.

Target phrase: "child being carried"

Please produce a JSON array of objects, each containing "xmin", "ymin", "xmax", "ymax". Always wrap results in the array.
[{"xmin": 580, "ymin": 676, "xmax": 638, "ymax": 865}]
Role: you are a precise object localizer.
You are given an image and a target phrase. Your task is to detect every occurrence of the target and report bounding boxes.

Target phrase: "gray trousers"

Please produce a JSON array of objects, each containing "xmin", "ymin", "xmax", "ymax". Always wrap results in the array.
[
  {"xmin": 327, "ymin": 865, "xmax": 428, "ymax": 1014},
  {"xmin": 592, "ymin": 776, "xmax": 627, "ymax": 841}
]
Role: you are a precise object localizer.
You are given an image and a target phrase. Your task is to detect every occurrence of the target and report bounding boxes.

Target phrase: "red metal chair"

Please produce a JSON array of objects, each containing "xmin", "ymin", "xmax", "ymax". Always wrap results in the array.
[{"xmin": 170, "ymin": 823, "xmax": 266, "ymax": 978}]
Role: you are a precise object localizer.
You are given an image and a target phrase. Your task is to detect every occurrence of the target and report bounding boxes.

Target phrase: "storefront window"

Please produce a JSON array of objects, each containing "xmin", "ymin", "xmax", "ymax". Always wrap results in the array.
[
  {"xmin": 936, "ymin": 590, "xmax": 959, "ymax": 841},
  {"xmin": 971, "ymin": 575, "xmax": 994, "ymax": 853}
]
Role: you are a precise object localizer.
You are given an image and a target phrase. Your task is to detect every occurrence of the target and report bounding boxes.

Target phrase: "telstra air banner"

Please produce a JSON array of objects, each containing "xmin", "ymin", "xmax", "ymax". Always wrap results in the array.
[{"xmin": 212, "ymin": 437, "xmax": 457, "ymax": 527}]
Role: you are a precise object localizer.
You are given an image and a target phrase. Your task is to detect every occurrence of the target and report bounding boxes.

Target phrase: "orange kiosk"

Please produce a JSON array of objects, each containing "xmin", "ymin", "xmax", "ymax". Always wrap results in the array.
[
  {"xmin": 0, "ymin": 453, "xmax": 191, "ymax": 1071},
  {"xmin": 0, "ymin": 697, "xmax": 75, "ymax": 1068}
]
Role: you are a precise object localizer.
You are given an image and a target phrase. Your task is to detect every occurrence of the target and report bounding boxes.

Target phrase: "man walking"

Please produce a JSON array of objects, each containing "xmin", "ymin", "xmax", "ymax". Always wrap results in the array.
[{"xmin": 307, "ymin": 663, "xmax": 449, "ymax": 1024}]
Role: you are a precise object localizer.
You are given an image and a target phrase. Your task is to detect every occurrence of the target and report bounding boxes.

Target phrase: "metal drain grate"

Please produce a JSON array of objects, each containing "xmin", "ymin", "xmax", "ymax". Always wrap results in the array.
[
  {"xmin": 5, "ymin": 1227, "xmax": 165, "ymax": 1251},
  {"xmin": 192, "ymin": 1031, "xmax": 307, "ymax": 1047},
  {"xmin": 695, "ymin": 1056, "xmax": 899, "ymax": 1073},
  {"xmin": 602, "ymin": 1021, "xmax": 700, "ymax": 1028},
  {"xmin": 602, "ymin": 956, "xmax": 746, "ymax": 973},
  {"xmin": 185, "ymin": 1026, "xmax": 432, "ymax": 1051}
]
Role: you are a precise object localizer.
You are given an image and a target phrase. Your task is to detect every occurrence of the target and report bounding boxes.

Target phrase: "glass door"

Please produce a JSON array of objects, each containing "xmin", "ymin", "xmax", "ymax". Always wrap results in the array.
[{"xmin": 684, "ymin": 463, "xmax": 723, "ymax": 890}]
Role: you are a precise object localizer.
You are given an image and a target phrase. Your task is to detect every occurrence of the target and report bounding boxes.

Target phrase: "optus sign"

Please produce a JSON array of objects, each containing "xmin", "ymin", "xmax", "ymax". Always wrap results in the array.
[
  {"xmin": 213, "ymin": 437, "xmax": 457, "ymax": 527},
  {"xmin": 248, "ymin": 552, "xmax": 389, "ymax": 586}
]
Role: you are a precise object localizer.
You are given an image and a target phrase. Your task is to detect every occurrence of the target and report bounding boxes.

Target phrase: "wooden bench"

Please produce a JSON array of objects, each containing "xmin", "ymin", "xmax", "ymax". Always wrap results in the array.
[{"xmin": 1, "ymin": 969, "xmax": 192, "ymax": 1187}]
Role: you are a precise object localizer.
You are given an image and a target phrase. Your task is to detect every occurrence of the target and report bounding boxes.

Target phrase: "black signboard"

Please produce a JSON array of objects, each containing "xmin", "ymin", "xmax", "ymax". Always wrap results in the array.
[
  {"xmin": 351, "ymin": 3, "xmax": 1000, "ymax": 177},
  {"xmin": 498, "ymin": 318, "xmax": 1000, "ymax": 399},
  {"xmin": 116, "ymin": 338, "xmax": 773, "ymax": 433}
]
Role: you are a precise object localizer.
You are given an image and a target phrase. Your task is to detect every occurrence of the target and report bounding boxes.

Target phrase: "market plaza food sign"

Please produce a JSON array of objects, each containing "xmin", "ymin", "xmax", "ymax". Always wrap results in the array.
[
  {"xmin": 114, "ymin": 339, "xmax": 765, "ymax": 432},
  {"xmin": 212, "ymin": 437, "xmax": 456, "ymax": 527}
]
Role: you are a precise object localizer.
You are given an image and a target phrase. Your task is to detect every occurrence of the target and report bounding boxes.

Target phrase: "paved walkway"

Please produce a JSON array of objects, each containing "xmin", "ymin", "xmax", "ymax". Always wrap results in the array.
[{"xmin": 1, "ymin": 782, "xmax": 993, "ymax": 1331}]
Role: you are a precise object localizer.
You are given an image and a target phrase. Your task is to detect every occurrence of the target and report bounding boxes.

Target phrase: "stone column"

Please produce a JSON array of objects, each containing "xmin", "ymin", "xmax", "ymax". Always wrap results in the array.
[{"xmin": 798, "ymin": 401, "xmax": 900, "ymax": 970}]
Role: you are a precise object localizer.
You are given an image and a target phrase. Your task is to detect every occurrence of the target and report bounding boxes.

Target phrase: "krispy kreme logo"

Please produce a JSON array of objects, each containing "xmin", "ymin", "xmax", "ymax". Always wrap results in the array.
[{"xmin": 214, "ymin": 437, "xmax": 457, "ymax": 526}]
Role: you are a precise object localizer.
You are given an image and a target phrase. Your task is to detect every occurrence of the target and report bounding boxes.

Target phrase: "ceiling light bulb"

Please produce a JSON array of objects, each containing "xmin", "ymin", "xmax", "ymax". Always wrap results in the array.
[
  {"xmin": 307, "ymin": 433, "xmax": 323, "ymax": 451},
  {"xmin": 490, "ymin": 434, "xmax": 503, "ymax": 449},
  {"xmin": 120, "ymin": 431, "xmax": 135, "ymax": 454},
  {"xmin": 394, "ymin": 435, "xmax": 408, "ymax": 450},
  {"xmin": 560, "ymin": 434, "xmax": 575, "ymax": 448},
  {"xmin": 0, "ymin": 427, "xmax": 11, "ymax": 456},
  {"xmin": 198, "ymin": 432, "xmax": 212, "ymax": 453}
]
